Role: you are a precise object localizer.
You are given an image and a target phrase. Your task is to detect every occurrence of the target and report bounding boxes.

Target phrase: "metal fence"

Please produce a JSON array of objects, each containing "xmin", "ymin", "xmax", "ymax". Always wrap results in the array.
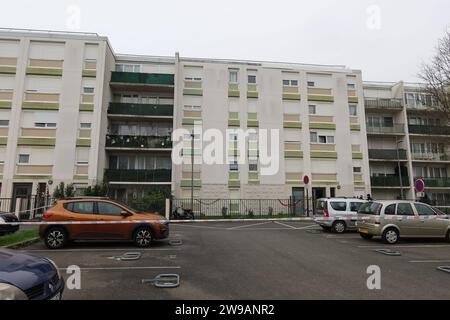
[
  {"xmin": 0, "ymin": 196, "xmax": 55, "ymax": 220},
  {"xmin": 171, "ymin": 198, "xmax": 306, "ymax": 219}
]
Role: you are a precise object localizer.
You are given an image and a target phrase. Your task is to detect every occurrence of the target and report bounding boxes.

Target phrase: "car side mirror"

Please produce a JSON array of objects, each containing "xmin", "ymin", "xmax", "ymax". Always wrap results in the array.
[{"xmin": 121, "ymin": 211, "xmax": 132, "ymax": 217}]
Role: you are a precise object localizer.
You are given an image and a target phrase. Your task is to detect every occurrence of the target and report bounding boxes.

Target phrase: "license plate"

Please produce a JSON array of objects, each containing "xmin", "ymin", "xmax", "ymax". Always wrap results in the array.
[
  {"xmin": 359, "ymin": 228, "xmax": 369, "ymax": 234},
  {"xmin": 50, "ymin": 292, "xmax": 61, "ymax": 300}
]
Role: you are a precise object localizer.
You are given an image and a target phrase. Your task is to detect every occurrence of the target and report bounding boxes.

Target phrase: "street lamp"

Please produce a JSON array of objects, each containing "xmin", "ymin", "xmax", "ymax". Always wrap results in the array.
[
  {"xmin": 190, "ymin": 131, "xmax": 195, "ymax": 211},
  {"xmin": 396, "ymin": 138, "xmax": 404, "ymax": 200}
]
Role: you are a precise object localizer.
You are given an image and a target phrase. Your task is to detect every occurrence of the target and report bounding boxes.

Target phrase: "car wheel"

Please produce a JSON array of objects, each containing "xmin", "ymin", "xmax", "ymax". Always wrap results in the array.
[
  {"xmin": 360, "ymin": 233, "xmax": 373, "ymax": 240},
  {"xmin": 332, "ymin": 221, "xmax": 346, "ymax": 233},
  {"xmin": 445, "ymin": 230, "xmax": 450, "ymax": 243},
  {"xmin": 133, "ymin": 227, "xmax": 153, "ymax": 248},
  {"xmin": 44, "ymin": 227, "xmax": 68, "ymax": 249},
  {"xmin": 382, "ymin": 228, "xmax": 399, "ymax": 244}
]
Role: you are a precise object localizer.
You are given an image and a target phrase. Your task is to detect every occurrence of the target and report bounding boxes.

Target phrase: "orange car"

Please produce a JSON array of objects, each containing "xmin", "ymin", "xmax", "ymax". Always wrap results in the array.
[{"xmin": 39, "ymin": 197, "xmax": 169, "ymax": 249}]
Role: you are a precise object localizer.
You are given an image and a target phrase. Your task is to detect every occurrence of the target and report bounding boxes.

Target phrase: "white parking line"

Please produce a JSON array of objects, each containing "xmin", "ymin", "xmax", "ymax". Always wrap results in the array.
[
  {"xmin": 358, "ymin": 244, "xmax": 450, "ymax": 249},
  {"xmin": 58, "ymin": 266, "xmax": 181, "ymax": 271},
  {"xmin": 24, "ymin": 248, "xmax": 181, "ymax": 253},
  {"xmin": 228, "ymin": 221, "xmax": 272, "ymax": 230},
  {"xmin": 409, "ymin": 260, "xmax": 450, "ymax": 263},
  {"xmin": 274, "ymin": 221, "xmax": 298, "ymax": 229},
  {"xmin": 175, "ymin": 224, "xmax": 227, "ymax": 230}
]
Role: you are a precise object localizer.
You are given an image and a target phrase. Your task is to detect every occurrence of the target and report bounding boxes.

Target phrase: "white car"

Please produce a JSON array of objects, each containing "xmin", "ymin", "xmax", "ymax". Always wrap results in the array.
[{"xmin": 314, "ymin": 198, "xmax": 367, "ymax": 233}]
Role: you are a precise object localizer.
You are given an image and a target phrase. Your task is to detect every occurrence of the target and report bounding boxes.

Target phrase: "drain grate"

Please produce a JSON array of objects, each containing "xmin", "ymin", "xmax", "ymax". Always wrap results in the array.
[
  {"xmin": 437, "ymin": 266, "xmax": 450, "ymax": 274},
  {"xmin": 169, "ymin": 239, "xmax": 183, "ymax": 246},
  {"xmin": 142, "ymin": 274, "xmax": 180, "ymax": 288},
  {"xmin": 108, "ymin": 252, "xmax": 142, "ymax": 261},
  {"xmin": 375, "ymin": 249, "xmax": 401, "ymax": 256}
]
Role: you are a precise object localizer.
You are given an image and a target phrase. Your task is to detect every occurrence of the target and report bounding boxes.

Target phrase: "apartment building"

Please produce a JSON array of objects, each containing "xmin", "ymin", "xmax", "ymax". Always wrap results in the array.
[{"xmin": 364, "ymin": 81, "xmax": 450, "ymax": 204}]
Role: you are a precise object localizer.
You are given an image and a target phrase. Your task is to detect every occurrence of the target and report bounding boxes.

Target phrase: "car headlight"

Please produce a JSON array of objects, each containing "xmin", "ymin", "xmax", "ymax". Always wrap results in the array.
[
  {"xmin": 0, "ymin": 283, "xmax": 28, "ymax": 300},
  {"xmin": 45, "ymin": 258, "xmax": 61, "ymax": 279}
]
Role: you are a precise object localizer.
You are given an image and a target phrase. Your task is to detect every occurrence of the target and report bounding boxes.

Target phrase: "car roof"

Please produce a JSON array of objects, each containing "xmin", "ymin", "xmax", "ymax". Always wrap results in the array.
[
  {"xmin": 368, "ymin": 200, "xmax": 431, "ymax": 206},
  {"xmin": 317, "ymin": 198, "xmax": 366, "ymax": 202}
]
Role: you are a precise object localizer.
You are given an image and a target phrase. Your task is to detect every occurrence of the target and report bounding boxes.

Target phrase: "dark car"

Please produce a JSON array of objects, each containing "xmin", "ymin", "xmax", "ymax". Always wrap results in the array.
[
  {"xmin": 0, "ymin": 249, "xmax": 64, "ymax": 300},
  {"xmin": 0, "ymin": 213, "xmax": 20, "ymax": 236}
]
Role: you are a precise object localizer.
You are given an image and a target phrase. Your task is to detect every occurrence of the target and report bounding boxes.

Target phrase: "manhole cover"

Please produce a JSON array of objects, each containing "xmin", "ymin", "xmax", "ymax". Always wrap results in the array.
[
  {"xmin": 306, "ymin": 229, "xmax": 322, "ymax": 234},
  {"xmin": 169, "ymin": 239, "xmax": 183, "ymax": 246},
  {"xmin": 375, "ymin": 249, "xmax": 401, "ymax": 256},
  {"xmin": 437, "ymin": 266, "xmax": 450, "ymax": 274},
  {"xmin": 108, "ymin": 252, "xmax": 142, "ymax": 261},
  {"xmin": 142, "ymin": 274, "xmax": 180, "ymax": 288}
]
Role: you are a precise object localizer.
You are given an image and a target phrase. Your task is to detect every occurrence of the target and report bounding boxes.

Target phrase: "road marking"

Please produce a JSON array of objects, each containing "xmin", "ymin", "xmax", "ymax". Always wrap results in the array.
[
  {"xmin": 174, "ymin": 224, "xmax": 227, "ymax": 230},
  {"xmin": 228, "ymin": 221, "xmax": 272, "ymax": 230},
  {"xmin": 409, "ymin": 260, "xmax": 450, "ymax": 263},
  {"xmin": 295, "ymin": 224, "xmax": 318, "ymax": 230},
  {"xmin": 326, "ymin": 235, "xmax": 362, "ymax": 239},
  {"xmin": 274, "ymin": 221, "xmax": 298, "ymax": 229},
  {"xmin": 58, "ymin": 266, "xmax": 181, "ymax": 271},
  {"xmin": 358, "ymin": 244, "xmax": 450, "ymax": 249},
  {"xmin": 24, "ymin": 248, "xmax": 181, "ymax": 253}
]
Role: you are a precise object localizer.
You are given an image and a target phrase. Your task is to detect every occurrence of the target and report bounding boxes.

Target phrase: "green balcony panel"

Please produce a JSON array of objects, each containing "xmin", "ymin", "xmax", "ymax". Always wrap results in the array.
[
  {"xmin": 352, "ymin": 152, "xmax": 363, "ymax": 159},
  {"xmin": 371, "ymin": 176, "xmax": 410, "ymax": 187},
  {"xmin": 228, "ymin": 119, "xmax": 240, "ymax": 127},
  {"xmin": 308, "ymin": 95, "xmax": 334, "ymax": 102},
  {"xmin": 350, "ymin": 124, "xmax": 361, "ymax": 131},
  {"xmin": 106, "ymin": 135, "xmax": 172, "ymax": 149},
  {"xmin": 0, "ymin": 101, "xmax": 12, "ymax": 109},
  {"xmin": 0, "ymin": 137, "xmax": 7, "ymax": 145},
  {"xmin": 348, "ymin": 96, "xmax": 359, "ymax": 103},
  {"xmin": 105, "ymin": 169, "xmax": 172, "ymax": 183},
  {"xmin": 0, "ymin": 66, "xmax": 16, "ymax": 74},
  {"xmin": 18, "ymin": 137, "xmax": 55, "ymax": 147},
  {"xmin": 418, "ymin": 177, "xmax": 450, "ymax": 188},
  {"xmin": 309, "ymin": 123, "xmax": 336, "ymax": 130},
  {"xmin": 364, "ymin": 98, "xmax": 403, "ymax": 109},
  {"xmin": 82, "ymin": 70, "xmax": 96, "ymax": 78},
  {"xmin": 76, "ymin": 139, "xmax": 91, "ymax": 147},
  {"xmin": 183, "ymin": 88, "xmax": 203, "ymax": 96},
  {"xmin": 408, "ymin": 125, "xmax": 450, "ymax": 136},
  {"xmin": 73, "ymin": 175, "xmax": 89, "ymax": 180},
  {"xmin": 111, "ymin": 72, "xmax": 174, "ymax": 85},
  {"xmin": 26, "ymin": 67, "xmax": 63, "ymax": 76},
  {"xmin": 285, "ymin": 151, "xmax": 304, "ymax": 158},
  {"xmin": 229, "ymin": 83, "xmax": 239, "ymax": 91},
  {"xmin": 181, "ymin": 179, "xmax": 202, "ymax": 188},
  {"xmin": 247, "ymin": 120, "xmax": 259, "ymax": 128},
  {"xmin": 14, "ymin": 175, "xmax": 52, "ymax": 180},
  {"xmin": 79, "ymin": 104, "xmax": 94, "ymax": 112},
  {"xmin": 22, "ymin": 102, "xmax": 59, "ymax": 110},
  {"xmin": 228, "ymin": 180, "xmax": 240, "ymax": 189},
  {"xmin": 311, "ymin": 152, "xmax": 338, "ymax": 159},
  {"xmin": 283, "ymin": 121, "xmax": 302, "ymax": 129},
  {"xmin": 248, "ymin": 171, "xmax": 259, "ymax": 180},
  {"xmin": 247, "ymin": 91, "xmax": 258, "ymax": 99},
  {"xmin": 108, "ymin": 103, "xmax": 173, "ymax": 117},
  {"xmin": 369, "ymin": 149, "xmax": 407, "ymax": 160},
  {"xmin": 228, "ymin": 90, "xmax": 240, "ymax": 97},
  {"xmin": 182, "ymin": 118, "xmax": 202, "ymax": 125},
  {"xmin": 282, "ymin": 93, "xmax": 301, "ymax": 101}
]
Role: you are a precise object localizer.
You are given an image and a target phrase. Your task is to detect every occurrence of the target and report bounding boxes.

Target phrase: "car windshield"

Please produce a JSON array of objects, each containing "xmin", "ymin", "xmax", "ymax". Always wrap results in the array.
[{"xmin": 358, "ymin": 202, "xmax": 382, "ymax": 215}]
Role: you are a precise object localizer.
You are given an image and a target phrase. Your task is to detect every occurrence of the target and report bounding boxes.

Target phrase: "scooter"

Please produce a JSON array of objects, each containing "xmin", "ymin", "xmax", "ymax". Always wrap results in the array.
[{"xmin": 170, "ymin": 206, "xmax": 194, "ymax": 220}]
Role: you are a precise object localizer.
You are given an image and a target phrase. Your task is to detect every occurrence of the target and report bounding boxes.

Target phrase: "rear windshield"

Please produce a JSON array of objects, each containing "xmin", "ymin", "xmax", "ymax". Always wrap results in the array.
[
  {"xmin": 358, "ymin": 202, "xmax": 382, "ymax": 215},
  {"xmin": 315, "ymin": 200, "xmax": 327, "ymax": 213}
]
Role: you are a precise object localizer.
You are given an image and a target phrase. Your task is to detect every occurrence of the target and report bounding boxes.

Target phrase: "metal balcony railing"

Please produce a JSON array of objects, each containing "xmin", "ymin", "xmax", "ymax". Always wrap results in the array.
[
  {"xmin": 364, "ymin": 98, "xmax": 403, "ymax": 109},
  {"xmin": 370, "ymin": 176, "xmax": 410, "ymax": 187},
  {"xmin": 108, "ymin": 103, "xmax": 173, "ymax": 117},
  {"xmin": 366, "ymin": 124, "xmax": 405, "ymax": 134},
  {"xmin": 415, "ymin": 177, "xmax": 450, "ymax": 188},
  {"xmin": 110, "ymin": 72, "xmax": 174, "ymax": 85},
  {"xmin": 408, "ymin": 125, "xmax": 450, "ymax": 136},
  {"xmin": 411, "ymin": 152, "xmax": 450, "ymax": 161},
  {"xmin": 106, "ymin": 135, "xmax": 172, "ymax": 149},
  {"xmin": 369, "ymin": 149, "xmax": 407, "ymax": 160},
  {"xmin": 104, "ymin": 169, "xmax": 171, "ymax": 183}
]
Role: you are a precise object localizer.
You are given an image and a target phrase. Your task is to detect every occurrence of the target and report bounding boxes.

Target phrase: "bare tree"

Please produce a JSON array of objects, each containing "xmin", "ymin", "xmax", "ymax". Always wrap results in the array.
[{"xmin": 418, "ymin": 31, "xmax": 450, "ymax": 120}]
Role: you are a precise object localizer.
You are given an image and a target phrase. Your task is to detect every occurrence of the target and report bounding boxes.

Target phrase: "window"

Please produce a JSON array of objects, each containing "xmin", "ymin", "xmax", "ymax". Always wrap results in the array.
[
  {"xmin": 249, "ymin": 163, "xmax": 258, "ymax": 172},
  {"xmin": 384, "ymin": 204, "xmax": 396, "ymax": 215},
  {"xmin": 229, "ymin": 161, "xmax": 239, "ymax": 171},
  {"xmin": 353, "ymin": 167, "xmax": 362, "ymax": 173},
  {"xmin": 66, "ymin": 202, "xmax": 95, "ymax": 214},
  {"xmin": 414, "ymin": 203, "xmax": 436, "ymax": 216},
  {"xmin": 350, "ymin": 202, "xmax": 363, "ymax": 212},
  {"xmin": 83, "ymin": 87, "xmax": 95, "ymax": 94},
  {"xmin": 310, "ymin": 132, "xmax": 318, "ymax": 143},
  {"xmin": 307, "ymin": 81, "xmax": 315, "ymax": 87},
  {"xmin": 183, "ymin": 105, "xmax": 201, "ymax": 111},
  {"xmin": 80, "ymin": 123, "xmax": 92, "ymax": 129},
  {"xmin": 0, "ymin": 120, "xmax": 9, "ymax": 127},
  {"xmin": 116, "ymin": 64, "xmax": 140, "ymax": 73},
  {"xmin": 229, "ymin": 70, "xmax": 238, "ymax": 83},
  {"xmin": 396, "ymin": 203, "xmax": 415, "ymax": 216},
  {"xmin": 349, "ymin": 105, "xmax": 357, "ymax": 116},
  {"xmin": 35, "ymin": 122, "xmax": 56, "ymax": 128},
  {"xmin": 358, "ymin": 202, "xmax": 382, "ymax": 215},
  {"xmin": 98, "ymin": 202, "xmax": 125, "ymax": 216},
  {"xmin": 317, "ymin": 135, "xmax": 334, "ymax": 144},
  {"xmin": 18, "ymin": 154, "xmax": 29, "ymax": 164},
  {"xmin": 330, "ymin": 202, "xmax": 347, "ymax": 211},
  {"xmin": 283, "ymin": 80, "xmax": 298, "ymax": 86},
  {"xmin": 347, "ymin": 83, "xmax": 355, "ymax": 90},
  {"xmin": 308, "ymin": 105, "xmax": 316, "ymax": 115},
  {"xmin": 248, "ymin": 75, "xmax": 257, "ymax": 84}
]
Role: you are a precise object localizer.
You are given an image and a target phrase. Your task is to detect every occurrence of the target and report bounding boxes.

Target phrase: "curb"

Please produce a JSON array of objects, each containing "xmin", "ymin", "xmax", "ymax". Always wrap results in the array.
[{"xmin": 3, "ymin": 237, "xmax": 40, "ymax": 249}]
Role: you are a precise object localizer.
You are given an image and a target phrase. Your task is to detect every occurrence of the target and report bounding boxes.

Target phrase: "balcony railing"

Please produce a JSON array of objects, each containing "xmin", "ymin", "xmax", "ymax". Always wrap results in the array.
[
  {"xmin": 108, "ymin": 103, "xmax": 173, "ymax": 117},
  {"xmin": 365, "ymin": 98, "xmax": 403, "ymax": 109},
  {"xmin": 366, "ymin": 124, "xmax": 405, "ymax": 134},
  {"xmin": 411, "ymin": 152, "xmax": 450, "ymax": 161},
  {"xmin": 106, "ymin": 135, "xmax": 172, "ymax": 149},
  {"xmin": 371, "ymin": 176, "xmax": 410, "ymax": 187},
  {"xmin": 415, "ymin": 177, "xmax": 450, "ymax": 188},
  {"xmin": 110, "ymin": 72, "xmax": 174, "ymax": 86},
  {"xmin": 105, "ymin": 169, "xmax": 171, "ymax": 183},
  {"xmin": 369, "ymin": 149, "xmax": 407, "ymax": 160},
  {"xmin": 408, "ymin": 125, "xmax": 450, "ymax": 136}
]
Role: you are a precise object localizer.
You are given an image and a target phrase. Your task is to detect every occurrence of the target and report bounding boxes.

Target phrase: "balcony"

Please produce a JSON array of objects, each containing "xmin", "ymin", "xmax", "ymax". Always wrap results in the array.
[
  {"xmin": 369, "ymin": 149, "xmax": 407, "ymax": 160},
  {"xmin": 106, "ymin": 135, "xmax": 172, "ymax": 150},
  {"xmin": 371, "ymin": 176, "xmax": 410, "ymax": 187},
  {"xmin": 408, "ymin": 125, "xmax": 450, "ymax": 136},
  {"xmin": 416, "ymin": 177, "xmax": 450, "ymax": 188},
  {"xmin": 105, "ymin": 169, "xmax": 171, "ymax": 183},
  {"xmin": 108, "ymin": 102, "xmax": 173, "ymax": 117},
  {"xmin": 366, "ymin": 124, "xmax": 405, "ymax": 135},
  {"xmin": 364, "ymin": 98, "xmax": 403, "ymax": 110},
  {"xmin": 110, "ymin": 72, "xmax": 174, "ymax": 92},
  {"xmin": 411, "ymin": 152, "xmax": 450, "ymax": 162}
]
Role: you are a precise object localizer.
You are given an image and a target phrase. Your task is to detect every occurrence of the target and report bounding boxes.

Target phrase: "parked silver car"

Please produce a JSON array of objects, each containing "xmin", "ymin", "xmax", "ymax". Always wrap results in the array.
[
  {"xmin": 314, "ymin": 198, "xmax": 367, "ymax": 233},
  {"xmin": 356, "ymin": 200, "xmax": 450, "ymax": 244}
]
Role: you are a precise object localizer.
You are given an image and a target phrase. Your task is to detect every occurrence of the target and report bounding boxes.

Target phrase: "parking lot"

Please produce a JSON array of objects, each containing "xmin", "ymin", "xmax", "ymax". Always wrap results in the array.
[{"xmin": 20, "ymin": 220, "xmax": 450, "ymax": 300}]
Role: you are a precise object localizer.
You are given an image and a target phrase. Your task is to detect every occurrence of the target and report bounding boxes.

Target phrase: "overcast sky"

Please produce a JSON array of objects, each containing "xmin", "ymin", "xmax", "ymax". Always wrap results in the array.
[{"xmin": 1, "ymin": 0, "xmax": 449, "ymax": 82}]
